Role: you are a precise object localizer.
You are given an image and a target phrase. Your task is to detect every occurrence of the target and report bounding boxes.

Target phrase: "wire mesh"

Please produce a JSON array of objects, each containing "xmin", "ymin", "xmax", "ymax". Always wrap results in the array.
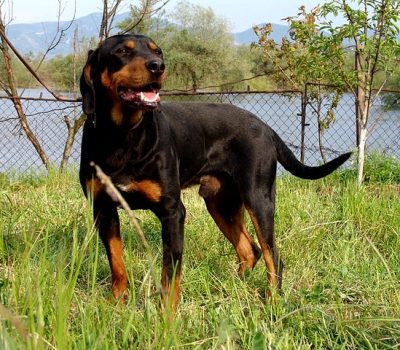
[
  {"xmin": 0, "ymin": 96, "xmax": 82, "ymax": 172},
  {"xmin": 0, "ymin": 89, "xmax": 399, "ymax": 173},
  {"xmin": 303, "ymin": 86, "xmax": 400, "ymax": 164}
]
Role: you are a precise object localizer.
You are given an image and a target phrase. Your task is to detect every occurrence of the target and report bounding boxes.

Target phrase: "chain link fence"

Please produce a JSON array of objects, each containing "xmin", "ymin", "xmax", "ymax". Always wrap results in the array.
[
  {"xmin": 0, "ymin": 94, "xmax": 82, "ymax": 172},
  {"xmin": 302, "ymin": 84, "xmax": 400, "ymax": 164},
  {"xmin": 1, "ymin": 89, "xmax": 399, "ymax": 173}
]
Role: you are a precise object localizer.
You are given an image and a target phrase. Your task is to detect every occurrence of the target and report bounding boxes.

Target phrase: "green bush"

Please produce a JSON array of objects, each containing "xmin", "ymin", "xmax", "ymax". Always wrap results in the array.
[{"xmin": 338, "ymin": 152, "xmax": 400, "ymax": 184}]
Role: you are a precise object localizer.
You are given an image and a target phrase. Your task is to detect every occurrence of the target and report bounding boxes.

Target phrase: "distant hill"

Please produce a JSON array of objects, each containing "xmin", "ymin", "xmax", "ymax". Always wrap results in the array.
[
  {"xmin": 5, "ymin": 13, "xmax": 289, "ymax": 56},
  {"xmin": 234, "ymin": 23, "xmax": 289, "ymax": 45},
  {"xmin": 6, "ymin": 12, "xmax": 129, "ymax": 56}
]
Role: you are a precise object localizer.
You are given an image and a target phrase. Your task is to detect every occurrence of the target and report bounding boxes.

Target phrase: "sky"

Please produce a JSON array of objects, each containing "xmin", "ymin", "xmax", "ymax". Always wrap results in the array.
[{"xmin": 6, "ymin": 0, "xmax": 323, "ymax": 32}]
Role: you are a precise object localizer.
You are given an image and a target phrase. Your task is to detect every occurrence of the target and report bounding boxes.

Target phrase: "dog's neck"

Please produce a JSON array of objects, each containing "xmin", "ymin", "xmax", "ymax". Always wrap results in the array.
[{"xmin": 110, "ymin": 102, "xmax": 144, "ymax": 127}]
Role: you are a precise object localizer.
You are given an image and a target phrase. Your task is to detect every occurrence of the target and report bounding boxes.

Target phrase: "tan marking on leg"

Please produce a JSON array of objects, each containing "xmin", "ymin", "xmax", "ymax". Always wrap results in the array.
[
  {"xmin": 161, "ymin": 270, "xmax": 181, "ymax": 313},
  {"xmin": 102, "ymin": 219, "xmax": 128, "ymax": 302},
  {"xmin": 205, "ymin": 198, "xmax": 259, "ymax": 276},
  {"xmin": 199, "ymin": 175, "xmax": 221, "ymax": 198},
  {"xmin": 108, "ymin": 234, "xmax": 128, "ymax": 301},
  {"xmin": 236, "ymin": 223, "xmax": 260, "ymax": 275},
  {"xmin": 247, "ymin": 210, "xmax": 278, "ymax": 288}
]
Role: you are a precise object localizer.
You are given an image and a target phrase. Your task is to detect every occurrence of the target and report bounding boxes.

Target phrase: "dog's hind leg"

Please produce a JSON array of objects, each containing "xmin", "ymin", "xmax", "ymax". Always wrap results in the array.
[
  {"xmin": 244, "ymin": 185, "xmax": 284, "ymax": 295},
  {"xmin": 199, "ymin": 175, "xmax": 261, "ymax": 277}
]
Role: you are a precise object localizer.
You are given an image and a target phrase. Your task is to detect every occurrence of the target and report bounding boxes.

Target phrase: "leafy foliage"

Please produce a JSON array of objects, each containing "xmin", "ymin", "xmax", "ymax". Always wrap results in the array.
[{"xmin": 255, "ymin": 0, "xmax": 400, "ymax": 181}]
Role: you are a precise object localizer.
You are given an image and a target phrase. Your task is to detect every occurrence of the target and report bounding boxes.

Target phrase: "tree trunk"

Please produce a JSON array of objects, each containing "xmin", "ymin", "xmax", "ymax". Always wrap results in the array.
[
  {"xmin": 0, "ymin": 20, "xmax": 50, "ymax": 170},
  {"xmin": 316, "ymin": 94, "xmax": 327, "ymax": 163},
  {"xmin": 356, "ymin": 91, "xmax": 370, "ymax": 186},
  {"xmin": 60, "ymin": 113, "xmax": 86, "ymax": 172},
  {"xmin": 357, "ymin": 124, "xmax": 367, "ymax": 185}
]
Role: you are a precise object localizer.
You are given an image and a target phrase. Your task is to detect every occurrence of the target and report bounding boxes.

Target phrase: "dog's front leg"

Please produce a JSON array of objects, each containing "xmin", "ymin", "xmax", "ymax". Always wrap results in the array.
[
  {"xmin": 94, "ymin": 197, "xmax": 128, "ymax": 301},
  {"xmin": 157, "ymin": 199, "xmax": 186, "ymax": 311}
]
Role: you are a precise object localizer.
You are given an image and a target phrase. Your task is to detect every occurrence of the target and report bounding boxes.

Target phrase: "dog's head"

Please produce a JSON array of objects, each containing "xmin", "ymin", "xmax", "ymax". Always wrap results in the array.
[{"xmin": 80, "ymin": 34, "xmax": 166, "ymax": 124}]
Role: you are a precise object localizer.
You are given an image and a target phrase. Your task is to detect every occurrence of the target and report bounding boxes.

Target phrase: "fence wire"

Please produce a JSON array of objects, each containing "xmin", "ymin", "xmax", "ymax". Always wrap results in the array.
[{"xmin": 0, "ymin": 89, "xmax": 399, "ymax": 173}]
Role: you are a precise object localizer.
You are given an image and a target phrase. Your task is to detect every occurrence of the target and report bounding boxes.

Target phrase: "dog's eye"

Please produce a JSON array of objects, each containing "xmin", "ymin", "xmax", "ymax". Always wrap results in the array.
[
  {"xmin": 117, "ymin": 48, "xmax": 129, "ymax": 54},
  {"xmin": 155, "ymin": 48, "xmax": 163, "ymax": 55}
]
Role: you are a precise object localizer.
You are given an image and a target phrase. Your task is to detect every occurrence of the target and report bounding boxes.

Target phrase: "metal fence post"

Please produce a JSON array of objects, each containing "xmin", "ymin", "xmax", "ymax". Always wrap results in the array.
[{"xmin": 299, "ymin": 85, "xmax": 308, "ymax": 163}]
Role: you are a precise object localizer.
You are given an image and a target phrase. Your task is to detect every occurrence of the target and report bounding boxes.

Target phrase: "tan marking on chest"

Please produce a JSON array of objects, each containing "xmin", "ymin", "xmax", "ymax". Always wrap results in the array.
[{"xmin": 120, "ymin": 180, "xmax": 162, "ymax": 203}]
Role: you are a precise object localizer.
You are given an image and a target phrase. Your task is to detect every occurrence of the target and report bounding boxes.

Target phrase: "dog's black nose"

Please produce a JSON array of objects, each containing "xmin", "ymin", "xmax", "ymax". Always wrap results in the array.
[{"xmin": 146, "ymin": 60, "xmax": 165, "ymax": 76}]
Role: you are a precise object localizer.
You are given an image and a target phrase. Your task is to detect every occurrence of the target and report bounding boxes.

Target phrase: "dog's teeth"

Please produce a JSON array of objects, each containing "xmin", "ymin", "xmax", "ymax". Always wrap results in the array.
[{"xmin": 139, "ymin": 91, "xmax": 160, "ymax": 103}]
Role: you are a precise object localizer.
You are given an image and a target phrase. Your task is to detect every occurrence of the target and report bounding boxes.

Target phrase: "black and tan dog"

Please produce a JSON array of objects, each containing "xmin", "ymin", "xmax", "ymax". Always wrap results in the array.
[{"xmin": 79, "ymin": 34, "xmax": 351, "ymax": 308}]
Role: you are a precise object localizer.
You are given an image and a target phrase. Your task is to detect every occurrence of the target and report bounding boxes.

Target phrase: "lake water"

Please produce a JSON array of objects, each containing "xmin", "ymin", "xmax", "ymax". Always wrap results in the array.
[{"xmin": 0, "ymin": 90, "xmax": 399, "ymax": 173}]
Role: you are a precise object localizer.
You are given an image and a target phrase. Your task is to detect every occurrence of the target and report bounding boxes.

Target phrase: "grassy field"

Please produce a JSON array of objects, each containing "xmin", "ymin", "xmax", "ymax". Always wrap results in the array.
[{"xmin": 0, "ymin": 157, "xmax": 399, "ymax": 349}]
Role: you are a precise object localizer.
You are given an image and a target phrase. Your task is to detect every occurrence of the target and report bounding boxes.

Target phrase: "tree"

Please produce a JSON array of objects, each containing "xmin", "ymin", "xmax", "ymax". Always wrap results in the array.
[
  {"xmin": 0, "ymin": 0, "xmax": 79, "ymax": 171},
  {"xmin": 117, "ymin": 0, "xmax": 169, "ymax": 35},
  {"xmin": 321, "ymin": 0, "xmax": 400, "ymax": 185},
  {"xmin": 256, "ymin": 1, "xmax": 400, "ymax": 184},
  {"xmin": 98, "ymin": 0, "xmax": 169, "ymax": 41},
  {"xmin": 0, "ymin": 9, "xmax": 50, "ymax": 169},
  {"xmin": 254, "ymin": 8, "xmax": 347, "ymax": 163},
  {"xmin": 158, "ymin": 1, "xmax": 242, "ymax": 90}
]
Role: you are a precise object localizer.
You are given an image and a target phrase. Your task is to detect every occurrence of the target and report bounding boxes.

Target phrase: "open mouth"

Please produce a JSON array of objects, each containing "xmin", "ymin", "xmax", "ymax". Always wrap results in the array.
[{"xmin": 117, "ymin": 83, "xmax": 161, "ymax": 109}]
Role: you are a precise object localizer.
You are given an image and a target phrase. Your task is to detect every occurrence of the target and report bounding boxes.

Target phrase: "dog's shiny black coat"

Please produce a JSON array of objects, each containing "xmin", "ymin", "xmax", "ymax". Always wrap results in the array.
[{"xmin": 80, "ymin": 34, "xmax": 351, "ymax": 305}]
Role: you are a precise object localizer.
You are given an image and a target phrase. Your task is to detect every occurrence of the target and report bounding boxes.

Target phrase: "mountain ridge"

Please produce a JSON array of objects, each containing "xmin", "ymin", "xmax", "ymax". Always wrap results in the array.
[{"xmin": 5, "ymin": 13, "xmax": 289, "ymax": 56}]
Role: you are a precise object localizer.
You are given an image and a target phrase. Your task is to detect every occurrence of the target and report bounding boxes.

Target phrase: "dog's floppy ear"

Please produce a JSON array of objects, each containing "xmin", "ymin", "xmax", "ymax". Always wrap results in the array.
[{"xmin": 80, "ymin": 49, "xmax": 98, "ymax": 116}]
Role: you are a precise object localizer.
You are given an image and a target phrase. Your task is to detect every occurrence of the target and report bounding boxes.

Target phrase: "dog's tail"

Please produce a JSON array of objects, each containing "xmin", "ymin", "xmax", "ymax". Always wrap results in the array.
[{"xmin": 273, "ymin": 131, "xmax": 351, "ymax": 180}]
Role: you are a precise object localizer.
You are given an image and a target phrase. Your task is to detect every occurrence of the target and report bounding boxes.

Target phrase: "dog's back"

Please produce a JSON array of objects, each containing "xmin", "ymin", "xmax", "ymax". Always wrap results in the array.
[{"xmin": 159, "ymin": 102, "xmax": 351, "ymax": 183}]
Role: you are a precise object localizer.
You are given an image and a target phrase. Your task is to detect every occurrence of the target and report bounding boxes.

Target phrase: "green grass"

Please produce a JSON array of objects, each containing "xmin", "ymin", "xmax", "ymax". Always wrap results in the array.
[{"xmin": 0, "ymin": 163, "xmax": 399, "ymax": 349}]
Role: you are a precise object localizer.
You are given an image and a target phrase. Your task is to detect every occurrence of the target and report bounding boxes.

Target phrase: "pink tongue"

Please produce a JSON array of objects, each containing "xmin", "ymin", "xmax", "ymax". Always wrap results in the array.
[
  {"xmin": 120, "ymin": 90, "xmax": 160, "ymax": 103},
  {"xmin": 141, "ymin": 91, "xmax": 160, "ymax": 102}
]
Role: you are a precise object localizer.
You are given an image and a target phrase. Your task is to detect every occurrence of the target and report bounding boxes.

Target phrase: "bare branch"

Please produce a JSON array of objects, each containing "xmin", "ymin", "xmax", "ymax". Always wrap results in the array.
[
  {"xmin": 119, "ymin": 0, "xmax": 170, "ymax": 35},
  {"xmin": 0, "ymin": 16, "xmax": 50, "ymax": 169},
  {"xmin": 342, "ymin": 0, "xmax": 363, "ymax": 70},
  {"xmin": 0, "ymin": 26, "xmax": 78, "ymax": 101},
  {"xmin": 34, "ymin": 0, "xmax": 77, "ymax": 70},
  {"xmin": 120, "ymin": 0, "xmax": 151, "ymax": 34},
  {"xmin": 99, "ymin": 0, "xmax": 123, "ymax": 41}
]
